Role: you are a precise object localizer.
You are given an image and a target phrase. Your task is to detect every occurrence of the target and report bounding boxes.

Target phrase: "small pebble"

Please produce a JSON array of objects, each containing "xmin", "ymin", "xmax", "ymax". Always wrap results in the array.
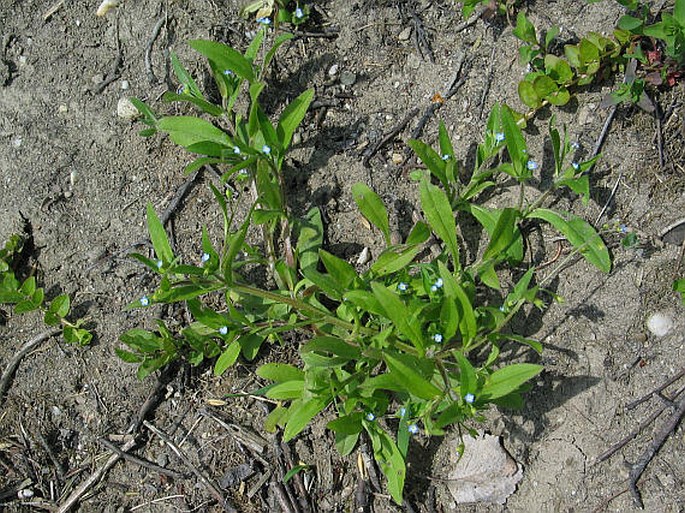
[
  {"xmin": 391, "ymin": 153, "xmax": 403, "ymax": 165},
  {"xmin": 646, "ymin": 312, "xmax": 674, "ymax": 337},
  {"xmin": 328, "ymin": 64, "xmax": 339, "ymax": 76},
  {"xmin": 120, "ymin": 79, "xmax": 129, "ymax": 90},
  {"xmin": 398, "ymin": 26, "xmax": 412, "ymax": 41},
  {"xmin": 357, "ymin": 247, "xmax": 370, "ymax": 265},
  {"xmin": 58, "ymin": 104, "xmax": 68, "ymax": 114},
  {"xmin": 340, "ymin": 71, "xmax": 356, "ymax": 86},
  {"xmin": 117, "ymin": 97, "xmax": 140, "ymax": 120}
]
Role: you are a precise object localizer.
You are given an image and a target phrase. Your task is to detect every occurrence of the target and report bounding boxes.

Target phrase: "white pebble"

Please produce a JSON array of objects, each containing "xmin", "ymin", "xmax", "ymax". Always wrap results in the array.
[
  {"xmin": 646, "ymin": 312, "xmax": 674, "ymax": 337},
  {"xmin": 17, "ymin": 489, "xmax": 34, "ymax": 499},
  {"xmin": 357, "ymin": 247, "xmax": 370, "ymax": 265},
  {"xmin": 117, "ymin": 97, "xmax": 140, "ymax": 120},
  {"xmin": 120, "ymin": 79, "xmax": 129, "ymax": 90},
  {"xmin": 328, "ymin": 64, "xmax": 339, "ymax": 76}
]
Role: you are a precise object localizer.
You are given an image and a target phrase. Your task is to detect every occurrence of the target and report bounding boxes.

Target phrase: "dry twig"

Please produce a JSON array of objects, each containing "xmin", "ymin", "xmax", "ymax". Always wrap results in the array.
[
  {"xmin": 143, "ymin": 420, "xmax": 236, "ymax": 512},
  {"xmin": 98, "ymin": 438, "xmax": 185, "ymax": 480},
  {"xmin": 145, "ymin": 15, "xmax": 166, "ymax": 84},
  {"xmin": 0, "ymin": 329, "xmax": 61, "ymax": 404}
]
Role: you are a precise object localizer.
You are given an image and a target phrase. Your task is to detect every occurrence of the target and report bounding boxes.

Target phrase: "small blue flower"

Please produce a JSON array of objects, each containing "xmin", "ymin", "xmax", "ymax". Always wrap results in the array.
[
  {"xmin": 397, "ymin": 282, "xmax": 409, "ymax": 292},
  {"xmin": 201, "ymin": 252, "xmax": 210, "ymax": 263},
  {"xmin": 441, "ymin": 154, "xmax": 450, "ymax": 161},
  {"xmin": 464, "ymin": 393, "xmax": 475, "ymax": 404},
  {"xmin": 521, "ymin": 149, "xmax": 527, "ymax": 154},
  {"xmin": 571, "ymin": 141, "xmax": 580, "ymax": 150},
  {"xmin": 294, "ymin": 7, "xmax": 304, "ymax": 18},
  {"xmin": 233, "ymin": 146, "xmax": 241, "ymax": 155},
  {"xmin": 432, "ymin": 333, "xmax": 443, "ymax": 343},
  {"xmin": 399, "ymin": 407, "xmax": 407, "ymax": 418},
  {"xmin": 494, "ymin": 132, "xmax": 505, "ymax": 143},
  {"xmin": 223, "ymin": 69, "xmax": 234, "ymax": 76},
  {"xmin": 238, "ymin": 169, "xmax": 249, "ymax": 178},
  {"xmin": 218, "ymin": 326, "xmax": 228, "ymax": 335},
  {"xmin": 572, "ymin": 162, "xmax": 580, "ymax": 171},
  {"xmin": 176, "ymin": 84, "xmax": 185, "ymax": 95},
  {"xmin": 140, "ymin": 296, "xmax": 150, "ymax": 307},
  {"xmin": 526, "ymin": 160, "xmax": 538, "ymax": 171},
  {"xmin": 365, "ymin": 412, "xmax": 376, "ymax": 422},
  {"xmin": 257, "ymin": 16, "xmax": 271, "ymax": 25},
  {"xmin": 261, "ymin": 144, "xmax": 271, "ymax": 155},
  {"xmin": 433, "ymin": 278, "xmax": 443, "ymax": 289},
  {"xmin": 619, "ymin": 224, "xmax": 629, "ymax": 234},
  {"xmin": 408, "ymin": 424, "xmax": 420, "ymax": 435},
  {"xmin": 156, "ymin": 260, "xmax": 163, "ymax": 269},
  {"xmin": 499, "ymin": 305, "xmax": 506, "ymax": 313}
]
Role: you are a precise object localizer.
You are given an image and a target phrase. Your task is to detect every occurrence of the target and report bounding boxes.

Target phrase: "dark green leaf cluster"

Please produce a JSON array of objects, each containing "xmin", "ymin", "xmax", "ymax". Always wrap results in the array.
[{"xmin": 0, "ymin": 235, "xmax": 91, "ymax": 345}]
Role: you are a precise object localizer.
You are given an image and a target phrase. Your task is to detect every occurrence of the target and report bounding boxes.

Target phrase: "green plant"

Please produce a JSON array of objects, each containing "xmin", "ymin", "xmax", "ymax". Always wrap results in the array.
[
  {"xmin": 0, "ymin": 234, "xmax": 92, "ymax": 344},
  {"xmin": 240, "ymin": 0, "xmax": 310, "ymax": 26},
  {"xmin": 514, "ymin": 0, "xmax": 684, "ymax": 114},
  {"xmin": 122, "ymin": 44, "xmax": 611, "ymax": 500}
]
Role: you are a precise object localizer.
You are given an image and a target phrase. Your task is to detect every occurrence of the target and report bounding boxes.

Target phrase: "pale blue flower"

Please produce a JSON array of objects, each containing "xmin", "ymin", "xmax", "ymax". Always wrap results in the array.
[
  {"xmin": 442, "ymin": 154, "xmax": 450, "ymax": 161},
  {"xmin": 156, "ymin": 259, "xmax": 163, "ymax": 269},
  {"xmin": 619, "ymin": 224, "xmax": 628, "ymax": 234},
  {"xmin": 262, "ymin": 144, "xmax": 271, "ymax": 155},
  {"xmin": 399, "ymin": 407, "xmax": 407, "ymax": 418},
  {"xmin": 499, "ymin": 305, "xmax": 506, "ymax": 312},
  {"xmin": 223, "ymin": 69, "xmax": 234, "ymax": 76},
  {"xmin": 201, "ymin": 252, "xmax": 210, "ymax": 263},
  {"xmin": 572, "ymin": 162, "xmax": 580, "ymax": 171},
  {"xmin": 526, "ymin": 160, "xmax": 538, "ymax": 171},
  {"xmin": 430, "ymin": 277, "xmax": 444, "ymax": 292},
  {"xmin": 397, "ymin": 282, "xmax": 409, "ymax": 292},
  {"xmin": 408, "ymin": 424, "xmax": 420, "ymax": 435},
  {"xmin": 432, "ymin": 333, "xmax": 443, "ymax": 343},
  {"xmin": 294, "ymin": 7, "xmax": 304, "ymax": 18},
  {"xmin": 233, "ymin": 146, "xmax": 241, "ymax": 155},
  {"xmin": 464, "ymin": 393, "xmax": 475, "ymax": 404},
  {"xmin": 257, "ymin": 16, "xmax": 271, "ymax": 25},
  {"xmin": 218, "ymin": 326, "xmax": 228, "ymax": 335},
  {"xmin": 176, "ymin": 84, "xmax": 185, "ymax": 94},
  {"xmin": 571, "ymin": 141, "xmax": 580, "ymax": 150},
  {"xmin": 140, "ymin": 296, "xmax": 150, "ymax": 307},
  {"xmin": 365, "ymin": 412, "xmax": 375, "ymax": 421},
  {"xmin": 494, "ymin": 132, "xmax": 505, "ymax": 143}
]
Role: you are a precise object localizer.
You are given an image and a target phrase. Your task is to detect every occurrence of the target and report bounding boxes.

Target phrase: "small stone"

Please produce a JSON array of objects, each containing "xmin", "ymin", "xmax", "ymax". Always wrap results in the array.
[
  {"xmin": 328, "ymin": 64, "xmax": 339, "ymax": 76},
  {"xmin": 120, "ymin": 79, "xmax": 129, "ymax": 90},
  {"xmin": 117, "ymin": 97, "xmax": 140, "ymax": 120},
  {"xmin": 646, "ymin": 312, "xmax": 674, "ymax": 337},
  {"xmin": 58, "ymin": 104, "xmax": 68, "ymax": 114},
  {"xmin": 357, "ymin": 247, "xmax": 371, "ymax": 265},
  {"xmin": 339, "ymin": 71, "xmax": 356, "ymax": 86},
  {"xmin": 292, "ymin": 132, "xmax": 301, "ymax": 145},
  {"xmin": 391, "ymin": 153, "xmax": 403, "ymax": 165},
  {"xmin": 398, "ymin": 26, "xmax": 412, "ymax": 41}
]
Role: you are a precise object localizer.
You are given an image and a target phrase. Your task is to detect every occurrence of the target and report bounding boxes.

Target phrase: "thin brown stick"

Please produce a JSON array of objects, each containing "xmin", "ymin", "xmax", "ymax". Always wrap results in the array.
[
  {"xmin": 57, "ymin": 438, "xmax": 136, "ymax": 513},
  {"xmin": 0, "ymin": 328, "xmax": 61, "ymax": 404},
  {"xmin": 589, "ymin": 104, "xmax": 617, "ymax": 172},
  {"xmin": 145, "ymin": 16, "xmax": 166, "ymax": 84},
  {"xmin": 143, "ymin": 420, "xmax": 236, "ymax": 512},
  {"xmin": 594, "ymin": 172, "xmax": 623, "ymax": 225},
  {"xmin": 453, "ymin": 6, "xmax": 487, "ymax": 33},
  {"xmin": 626, "ymin": 367, "xmax": 685, "ymax": 410},
  {"xmin": 362, "ymin": 107, "xmax": 420, "ymax": 167},
  {"xmin": 477, "ymin": 45, "xmax": 497, "ymax": 119},
  {"xmin": 98, "ymin": 438, "xmax": 185, "ymax": 480},
  {"xmin": 628, "ymin": 395, "xmax": 685, "ymax": 508}
]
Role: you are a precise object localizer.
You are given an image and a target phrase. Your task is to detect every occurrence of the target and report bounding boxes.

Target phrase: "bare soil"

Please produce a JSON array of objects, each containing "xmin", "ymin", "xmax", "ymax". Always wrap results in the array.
[{"xmin": 1, "ymin": 1, "xmax": 684, "ymax": 512}]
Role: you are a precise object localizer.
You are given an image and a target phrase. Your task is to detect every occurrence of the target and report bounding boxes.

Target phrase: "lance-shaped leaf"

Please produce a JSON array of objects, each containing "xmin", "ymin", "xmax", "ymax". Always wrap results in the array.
[
  {"xmin": 157, "ymin": 116, "xmax": 232, "ymax": 149},
  {"xmin": 352, "ymin": 183, "xmax": 391, "ymax": 245},
  {"xmin": 146, "ymin": 204, "xmax": 173, "ymax": 264},
  {"xmin": 480, "ymin": 363, "xmax": 543, "ymax": 401},
  {"xmin": 528, "ymin": 208, "xmax": 611, "ymax": 272},
  {"xmin": 420, "ymin": 179, "xmax": 460, "ymax": 269},
  {"xmin": 188, "ymin": 40, "xmax": 255, "ymax": 82}
]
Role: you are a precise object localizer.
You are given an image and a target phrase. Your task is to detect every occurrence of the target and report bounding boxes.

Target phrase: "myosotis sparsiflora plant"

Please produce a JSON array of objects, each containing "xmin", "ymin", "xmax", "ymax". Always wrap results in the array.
[{"xmin": 121, "ymin": 26, "xmax": 611, "ymax": 504}]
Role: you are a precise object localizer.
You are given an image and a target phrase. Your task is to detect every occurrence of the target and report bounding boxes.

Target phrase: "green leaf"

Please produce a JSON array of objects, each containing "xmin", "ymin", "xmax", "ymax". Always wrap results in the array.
[
  {"xmin": 371, "ymin": 282, "xmax": 424, "ymax": 352},
  {"xmin": 544, "ymin": 26, "xmax": 560, "ymax": 49},
  {"xmin": 351, "ymin": 183, "xmax": 391, "ymax": 245},
  {"xmin": 302, "ymin": 336, "xmax": 361, "ymax": 360},
  {"xmin": 469, "ymin": 205, "xmax": 523, "ymax": 263},
  {"xmin": 673, "ymin": 278, "xmax": 685, "ymax": 304},
  {"xmin": 283, "ymin": 464, "xmax": 310, "ymax": 484},
  {"xmin": 500, "ymin": 104, "xmax": 528, "ymax": 178},
  {"xmin": 63, "ymin": 326, "xmax": 92, "ymax": 346},
  {"xmin": 437, "ymin": 262, "xmax": 477, "ymax": 344},
  {"xmin": 157, "ymin": 116, "xmax": 231, "ymax": 149},
  {"xmin": 263, "ymin": 32, "xmax": 294, "ymax": 71},
  {"xmin": 162, "ymin": 91, "xmax": 224, "ymax": 117},
  {"xmin": 482, "ymin": 207, "xmax": 521, "ymax": 262},
  {"xmin": 481, "ymin": 363, "xmax": 543, "ymax": 400},
  {"xmin": 115, "ymin": 348, "xmax": 144, "ymax": 363},
  {"xmin": 384, "ymin": 351, "xmax": 441, "ymax": 400},
  {"xmin": 120, "ymin": 328, "xmax": 164, "ymax": 353},
  {"xmin": 238, "ymin": 332, "xmax": 264, "ymax": 361},
  {"xmin": 528, "ymin": 208, "xmax": 611, "ymax": 272},
  {"xmin": 408, "ymin": 139, "xmax": 448, "ymax": 187},
  {"xmin": 370, "ymin": 245, "xmax": 421, "ymax": 277},
  {"xmin": 617, "ymin": 15, "xmax": 644, "ymax": 32},
  {"xmin": 544, "ymin": 54, "xmax": 573, "ymax": 83},
  {"xmin": 49, "ymin": 294, "xmax": 71, "ymax": 318},
  {"xmin": 419, "ymin": 179, "xmax": 460, "ymax": 269},
  {"xmin": 518, "ymin": 80, "xmax": 541, "ymax": 108},
  {"xmin": 214, "ymin": 342, "xmax": 241, "ymax": 376},
  {"xmin": 265, "ymin": 381, "xmax": 306, "ymax": 400},
  {"xmin": 14, "ymin": 299, "xmax": 38, "ymax": 314},
  {"xmin": 257, "ymin": 362, "xmax": 304, "ymax": 383},
  {"xmin": 283, "ymin": 397, "xmax": 329, "ymax": 441},
  {"xmin": 675, "ymin": 0, "xmax": 685, "ymax": 26},
  {"xmin": 188, "ymin": 40, "xmax": 255, "ymax": 82},
  {"xmin": 319, "ymin": 250, "xmax": 357, "ymax": 288},
  {"xmin": 296, "ymin": 207, "xmax": 323, "ymax": 273},
  {"xmin": 513, "ymin": 11, "xmax": 537, "ymax": 44},
  {"xmin": 367, "ymin": 426, "xmax": 406, "ymax": 505},
  {"xmin": 277, "ymin": 88, "xmax": 314, "ymax": 151},
  {"xmin": 456, "ymin": 352, "xmax": 477, "ymax": 397}
]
